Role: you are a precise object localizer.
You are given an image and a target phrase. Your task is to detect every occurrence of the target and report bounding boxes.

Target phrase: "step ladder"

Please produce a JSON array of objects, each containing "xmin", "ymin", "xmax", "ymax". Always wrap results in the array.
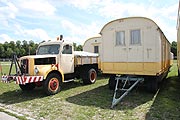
[{"xmin": 111, "ymin": 75, "xmax": 144, "ymax": 108}]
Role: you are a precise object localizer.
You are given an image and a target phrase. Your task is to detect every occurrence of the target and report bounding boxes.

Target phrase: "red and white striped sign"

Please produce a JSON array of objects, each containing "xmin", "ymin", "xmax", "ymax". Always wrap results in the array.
[{"xmin": 15, "ymin": 76, "xmax": 44, "ymax": 84}]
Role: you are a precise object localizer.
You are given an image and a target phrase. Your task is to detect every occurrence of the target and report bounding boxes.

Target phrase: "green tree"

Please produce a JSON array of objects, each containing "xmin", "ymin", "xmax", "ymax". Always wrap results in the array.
[
  {"xmin": 22, "ymin": 40, "xmax": 29, "ymax": 55},
  {"xmin": 29, "ymin": 40, "xmax": 38, "ymax": 55},
  {"xmin": 5, "ymin": 48, "xmax": 13, "ymax": 58},
  {"xmin": 3, "ymin": 42, "xmax": 9, "ymax": 51},
  {"xmin": 73, "ymin": 43, "xmax": 82, "ymax": 51},
  {"xmin": 73, "ymin": 43, "xmax": 77, "ymax": 51},
  {"xmin": 20, "ymin": 48, "xmax": 26, "ymax": 56},
  {"xmin": 0, "ymin": 44, "xmax": 5, "ymax": 58},
  {"xmin": 15, "ymin": 40, "xmax": 21, "ymax": 57},
  {"xmin": 76, "ymin": 45, "xmax": 83, "ymax": 51},
  {"xmin": 171, "ymin": 41, "xmax": 177, "ymax": 57},
  {"xmin": 9, "ymin": 41, "xmax": 15, "ymax": 51},
  {"xmin": 16, "ymin": 40, "xmax": 21, "ymax": 48}
]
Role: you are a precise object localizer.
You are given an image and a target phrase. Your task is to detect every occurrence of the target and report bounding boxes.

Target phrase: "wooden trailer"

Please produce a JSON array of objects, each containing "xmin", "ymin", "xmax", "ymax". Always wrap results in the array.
[{"xmin": 100, "ymin": 17, "xmax": 171, "ymax": 108}]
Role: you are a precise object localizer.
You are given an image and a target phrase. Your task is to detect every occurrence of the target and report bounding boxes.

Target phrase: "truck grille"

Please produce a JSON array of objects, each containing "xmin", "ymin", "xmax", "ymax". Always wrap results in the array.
[
  {"xmin": 35, "ymin": 57, "xmax": 56, "ymax": 65},
  {"xmin": 21, "ymin": 59, "xmax": 29, "ymax": 74}
]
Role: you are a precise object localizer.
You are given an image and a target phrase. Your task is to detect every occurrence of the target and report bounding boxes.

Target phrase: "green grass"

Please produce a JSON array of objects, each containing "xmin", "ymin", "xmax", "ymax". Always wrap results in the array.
[
  {"xmin": 0, "ymin": 61, "xmax": 16, "ymax": 76},
  {"xmin": 0, "ymin": 61, "xmax": 179, "ymax": 120}
]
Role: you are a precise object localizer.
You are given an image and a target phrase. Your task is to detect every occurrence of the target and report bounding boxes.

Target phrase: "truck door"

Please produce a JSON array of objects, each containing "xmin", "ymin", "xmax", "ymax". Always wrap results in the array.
[{"xmin": 60, "ymin": 44, "xmax": 74, "ymax": 74}]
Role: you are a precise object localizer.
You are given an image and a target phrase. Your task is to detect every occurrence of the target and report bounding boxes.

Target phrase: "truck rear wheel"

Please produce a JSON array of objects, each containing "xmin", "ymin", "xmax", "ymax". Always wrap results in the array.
[
  {"xmin": 19, "ymin": 83, "xmax": 36, "ymax": 91},
  {"xmin": 43, "ymin": 73, "xmax": 62, "ymax": 95},
  {"xmin": 82, "ymin": 68, "xmax": 97, "ymax": 84}
]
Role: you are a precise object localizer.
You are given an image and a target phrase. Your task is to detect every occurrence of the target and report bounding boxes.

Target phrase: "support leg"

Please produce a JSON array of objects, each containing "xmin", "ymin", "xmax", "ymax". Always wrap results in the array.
[{"xmin": 111, "ymin": 76, "xmax": 143, "ymax": 108}]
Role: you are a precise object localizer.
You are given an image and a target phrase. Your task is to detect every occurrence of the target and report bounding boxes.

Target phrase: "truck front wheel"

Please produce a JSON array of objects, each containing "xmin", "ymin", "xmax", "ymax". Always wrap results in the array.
[
  {"xmin": 82, "ymin": 68, "xmax": 97, "ymax": 84},
  {"xmin": 43, "ymin": 73, "xmax": 62, "ymax": 95}
]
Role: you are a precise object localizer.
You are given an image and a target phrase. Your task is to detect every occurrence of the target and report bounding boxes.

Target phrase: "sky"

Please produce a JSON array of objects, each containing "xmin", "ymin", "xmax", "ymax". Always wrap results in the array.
[{"xmin": 0, "ymin": 0, "xmax": 179, "ymax": 45}]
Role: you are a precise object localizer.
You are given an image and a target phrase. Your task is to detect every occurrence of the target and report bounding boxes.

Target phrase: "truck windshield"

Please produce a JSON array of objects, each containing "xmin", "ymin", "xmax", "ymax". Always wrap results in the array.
[{"xmin": 37, "ymin": 44, "xmax": 60, "ymax": 55}]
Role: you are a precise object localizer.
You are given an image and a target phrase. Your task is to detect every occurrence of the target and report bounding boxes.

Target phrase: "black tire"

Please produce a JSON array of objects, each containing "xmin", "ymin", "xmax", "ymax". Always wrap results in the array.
[
  {"xmin": 43, "ymin": 73, "xmax": 62, "ymax": 95},
  {"xmin": 76, "ymin": 75, "xmax": 81, "ymax": 79},
  {"xmin": 19, "ymin": 83, "xmax": 36, "ymax": 91},
  {"xmin": 146, "ymin": 77, "xmax": 158, "ymax": 93},
  {"xmin": 108, "ymin": 75, "xmax": 116, "ymax": 90},
  {"xmin": 82, "ymin": 68, "xmax": 97, "ymax": 84}
]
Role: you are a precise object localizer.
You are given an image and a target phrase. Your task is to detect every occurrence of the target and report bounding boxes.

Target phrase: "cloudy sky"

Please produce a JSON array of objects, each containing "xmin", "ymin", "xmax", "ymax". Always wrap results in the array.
[{"xmin": 0, "ymin": 0, "xmax": 179, "ymax": 44}]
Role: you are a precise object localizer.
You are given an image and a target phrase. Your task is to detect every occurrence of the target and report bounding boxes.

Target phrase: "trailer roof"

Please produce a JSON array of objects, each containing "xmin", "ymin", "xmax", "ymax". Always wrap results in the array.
[
  {"xmin": 100, "ymin": 17, "xmax": 170, "ymax": 44},
  {"xmin": 83, "ymin": 36, "xmax": 101, "ymax": 47}
]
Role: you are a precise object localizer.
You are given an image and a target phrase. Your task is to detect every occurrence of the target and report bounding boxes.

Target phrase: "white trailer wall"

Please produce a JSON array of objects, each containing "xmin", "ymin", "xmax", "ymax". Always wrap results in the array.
[{"xmin": 100, "ymin": 17, "xmax": 170, "ymax": 76}]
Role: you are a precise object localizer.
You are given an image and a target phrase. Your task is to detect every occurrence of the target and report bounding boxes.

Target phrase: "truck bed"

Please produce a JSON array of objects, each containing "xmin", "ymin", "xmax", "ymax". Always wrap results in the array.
[{"xmin": 74, "ymin": 51, "xmax": 99, "ymax": 66}]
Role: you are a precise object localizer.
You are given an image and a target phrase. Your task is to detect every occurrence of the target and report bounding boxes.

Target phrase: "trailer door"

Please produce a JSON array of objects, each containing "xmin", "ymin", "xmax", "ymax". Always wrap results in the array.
[
  {"xmin": 114, "ymin": 31, "xmax": 128, "ymax": 62},
  {"xmin": 111, "ymin": 30, "xmax": 128, "ymax": 72},
  {"xmin": 127, "ymin": 29, "xmax": 143, "ymax": 71}
]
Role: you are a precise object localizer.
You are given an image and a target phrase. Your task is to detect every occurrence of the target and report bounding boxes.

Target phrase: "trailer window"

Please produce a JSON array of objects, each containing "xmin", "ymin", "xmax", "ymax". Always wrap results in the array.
[
  {"xmin": 116, "ymin": 31, "xmax": 125, "ymax": 45},
  {"xmin": 130, "ymin": 29, "xmax": 141, "ymax": 45},
  {"xmin": 62, "ymin": 45, "xmax": 72, "ymax": 54},
  {"xmin": 94, "ymin": 46, "xmax": 99, "ymax": 53}
]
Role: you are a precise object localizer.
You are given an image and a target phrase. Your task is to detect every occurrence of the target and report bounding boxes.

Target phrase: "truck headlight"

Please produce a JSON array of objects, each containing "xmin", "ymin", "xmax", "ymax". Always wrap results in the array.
[{"xmin": 34, "ymin": 67, "xmax": 39, "ymax": 74}]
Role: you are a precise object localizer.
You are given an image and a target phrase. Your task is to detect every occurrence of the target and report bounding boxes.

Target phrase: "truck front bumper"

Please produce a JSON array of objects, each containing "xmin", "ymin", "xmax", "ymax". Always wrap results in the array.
[{"xmin": 1, "ymin": 75, "xmax": 44, "ymax": 85}]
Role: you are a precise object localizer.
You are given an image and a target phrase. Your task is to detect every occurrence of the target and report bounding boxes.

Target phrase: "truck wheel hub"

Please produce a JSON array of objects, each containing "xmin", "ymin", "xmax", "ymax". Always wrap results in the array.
[
  {"xmin": 49, "ymin": 78, "xmax": 59, "ymax": 91},
  {"xmin": 90, "ymin": 72, "xmax": 96, "ymax": 81}
]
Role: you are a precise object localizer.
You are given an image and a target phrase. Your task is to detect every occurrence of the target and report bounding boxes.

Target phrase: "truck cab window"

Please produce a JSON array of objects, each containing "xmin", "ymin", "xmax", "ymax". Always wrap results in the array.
[{"xmin": 62, "ymin": 45, "xmax": 72, "ymax": 54}]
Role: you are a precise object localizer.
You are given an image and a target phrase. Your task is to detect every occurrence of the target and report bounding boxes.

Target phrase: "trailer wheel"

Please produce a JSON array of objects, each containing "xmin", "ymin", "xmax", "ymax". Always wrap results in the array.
[
  {"xmin": 108, "ymin": 75, "xmax": 116, "ymax": 90},
  {"xmin": 43, "ymin": 73, "xmax": 62, "ymax": 95},
  {"xmin": 19, "ymin": 83, "xmax": 36, "ymax": 91},
  {"xmin": 82, "ymin": 68, "xmax": 97, "ymax": 84}
]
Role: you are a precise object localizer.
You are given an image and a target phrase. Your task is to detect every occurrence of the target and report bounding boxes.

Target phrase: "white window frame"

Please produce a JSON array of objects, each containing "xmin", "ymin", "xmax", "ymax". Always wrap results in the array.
[{"xmin": 130, "ymin": 29, "xmax": 141, "ymax": 45}]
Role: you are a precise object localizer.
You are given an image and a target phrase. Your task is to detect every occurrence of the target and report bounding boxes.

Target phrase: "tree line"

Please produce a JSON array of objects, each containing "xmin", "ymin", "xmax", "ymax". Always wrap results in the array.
[
  {"xmin": 0, "ymin": 40, "xmax": 83, "ymax": 59},
  {"xmin": 0, "ymin": 40, "xmax": 39, "ymax": 58},
  {"xmin": 0, "ymin": 40, "xmax": 177, "ymax": 59}
]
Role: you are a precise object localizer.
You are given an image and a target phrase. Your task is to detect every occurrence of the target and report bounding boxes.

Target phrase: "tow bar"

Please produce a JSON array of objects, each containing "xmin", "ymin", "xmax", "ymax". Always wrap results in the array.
[{"xmin": 111, "ymin": 75, "xmax": 144, "ymax": 108}]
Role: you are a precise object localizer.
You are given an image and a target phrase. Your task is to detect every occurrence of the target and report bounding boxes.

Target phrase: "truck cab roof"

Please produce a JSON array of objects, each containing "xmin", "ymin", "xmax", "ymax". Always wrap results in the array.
[{"xmin": 39, "ymin": 40, "xmax": 73, "ymax": 46}]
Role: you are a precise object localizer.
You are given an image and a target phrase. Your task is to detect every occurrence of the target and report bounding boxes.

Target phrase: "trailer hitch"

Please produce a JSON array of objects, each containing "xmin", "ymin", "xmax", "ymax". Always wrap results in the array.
[{"xmin": 111, "ymin": 75, "xmax": 144, "ymax": 108}]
